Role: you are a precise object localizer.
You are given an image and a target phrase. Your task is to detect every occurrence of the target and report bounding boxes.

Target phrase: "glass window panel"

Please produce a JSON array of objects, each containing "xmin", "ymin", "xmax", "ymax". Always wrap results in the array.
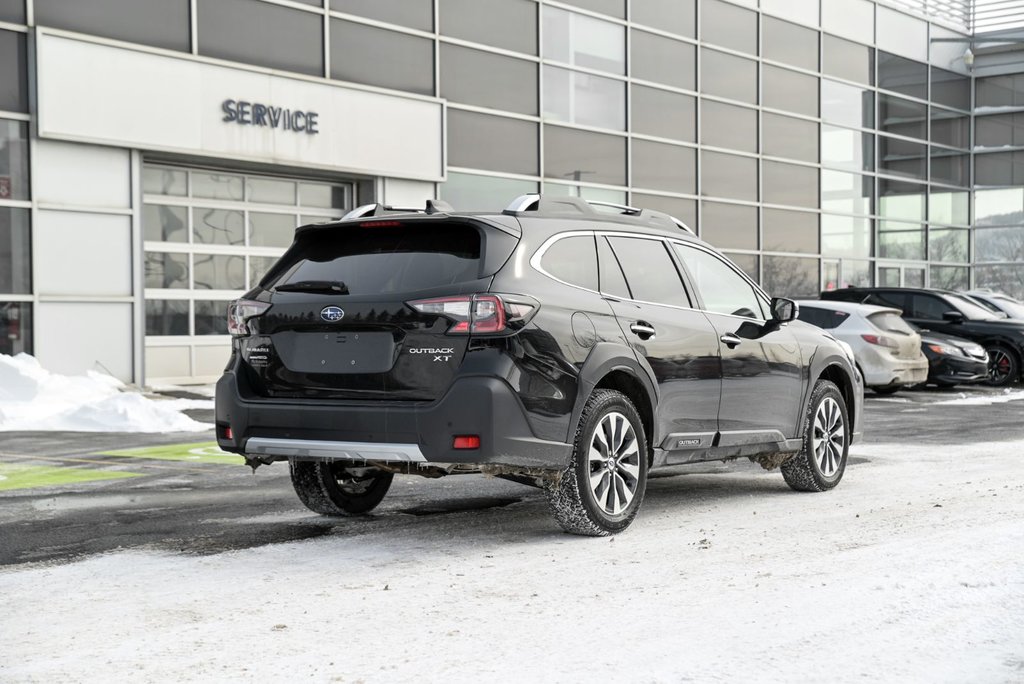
[
  {"xmin": 198, "ymin": 0, "xmax": 322, "ymax": 76},
  {"xmin": 544, "ymin": 125, "xmax": 625, "ymax": 186},
  {"xmin": 330, "ymin": 0, "xmax": 432, "ymax": 31},
  {"xmin": 449, "ymin": 110, "xmax": 538, "ymax": 176},
  {"xmin": 823, "ymin": 34, "xmax": 873, "ymax": 85},
  {"xmin": 0, "ymin": 302, "xmax": 30, "ymax": 356},
  {"xmin": 300, "ymin": 183, "xmax": 348, "ymax": 209},
  {"xmin": 701, "ymin": 151, "xmax": 757, "ymax": 201},
  {"xmin": 194, "ymin": 254, "xmax": 246, "ymax": 290},
  {"xmin": 607, "ymin": 236, "xmax": 690, "ymax": 307},
  {"xmin": 976, "ymin": 151, "xmax": 1024, "ymax": 187},
  {"xmin": 821, "ymin": 80, "xmax": 873, "ymax": 129},
  {"xmin": 192, "ymin": 172, "xmax": 243, "ymax": 201},
  {"xmin": 929, "ymin": 191, "xmax": 968, "ymax": 226},
  {"xmin": 194, "ymin": 300, "xmax": 230, "ymax": 335},
  {"xmin": 143, "ymin": 205, "xmax": 188, "ymax": 243},
  {"xmin": 879, "ymin": 179, "xmax": 926, "ymax": 221},
  {"xmin": 975, "ymin": 188, "xmax": 1024, "ymax": 227},
  {"xmin": 0, "ymin": 120, "xmax": 29, "ymax": 200},
  {"xmin": 144, "ymin": 252, "xmax": 189, "ymax": 289},
  {"xmin": 701, "ymin": 49, "xmax": 756, "ymax": 104},
  {"xmin": 631, "ymin": 0, "xmax": 694, "ymax": 38},
  {"xmin": 247, "ymin": 178, "xmax": 296, "ymax": 205},
  {"xmin": 878, "ymin": 136, "xmax": 927, "ymax": 180},
  {"xmin": 723, "ymin": 252, "xmax": 759, "ymax": 283},
  {"xmin": 763, "ymin": 160, "xmax": 818, "ymax": 208},
  {"xmin": 541, "ymin": 235, "xmax": 598, "ymax": 290},
  {"xmin": 929, "ymin": 228, "xmax": 968, "ymax": 263},
  {"xmin": 0, "ymin": 30, "xmax": 27, "ymax": 112},
  {"xmin": 930, "ymin": 265, "xmax": 968, "ymax": 291},
  {"xmin": 821, "ymin": 170, "xmax": 872, "ymax": 215},
  {"xmin": 976, "ymin": 227, "xmax": 1024, "ymax": 263},
  {"xmin": 976, "ymin": 74, "xmax": 1024, "ymax": 108},
  {"xmin": 0, "ymin": 207, "xmax": 29, "ymax": 294},
  {"xmin": 439, "ymin": 0, "xmax": 537, "ymax": 55},
  {"xmin": 631, "ymin": 140, "xmax": 695, "ymax": 193},
  {"xmin": 763, "ymin": 66, "xmax": 818, "ymax": 117},
  {"xmin": 821, "ymin": 125, "xmax": 873, "ymax": 172},
  {"xmin": 146, "ymin": 300, "xmax": 189, "ymax": 336},
  {"xmin": 762, "ymin": 113, "xmax": 818, "ymax": 163},
  {"xmin": 441, "ymin": 45, "xmax": 537, "ymax": 116},
  {"xmin": 250, "ymin": 256, "xmax": 279, "ymax": 288},
  {"xmin": 930, "ymin": 107, "xmax": 969, "ymax": 149},
  {"xmin": 930, "ymin": 66, "xmax": 970, "ymax": 111},
  {"xmin": 0, "ymin": 0, "xmax": 24, "ymax": 23},
  {"xmin": 330, "ymin": 20, "xmax": 433, "ymax": 95},
  {"xmin": 193, "ymin": 208, "xmax": 244, "ymax": 246},
  {"xmin": 631, "ymin": 193, "xmax": 697, "ymax": 229},
  {"xmin": 878, "ymin": 94, "xmax": 926, "ymax": 140},
  {"xmin": 543, "ymin": 66, "xmax": 625, "ymax": 130},
  {"xmin": 34, "ymin": 0, "xmax": 189, "ymax": 52},
  {"xmin": 930, "ymin": 148, "xmax": 968, "ymax": 187},
  {"xmin": 544, "ymin": 7, "xmax": 624, "ymax": 74},
  {"xmin": 878, "ymin": 223, "xmax": 925, "ymax": 260},
  {"xmin": 440, "ymin": 172, "xmax": 537, "ymax": 212},
  {"xmin": 762, "ymin": 256, "xmax": 819, "ymax": 298},
  {"xmin": 143, "ymin": 167, "xmax": 187, "ymax": 197},
  {"xmin": 632, "ymin": 30, "xmax": 695, "ymax": 90},
  {"xmin": 975, "ymin": 264, "xmax": 1024, "ymax": 300},
  {"xmin": 674, "ymin": 243, "xmax": 763, "ymax": 318},
  {"xmin": 559, "ymin": 0, "xmax": 624, "ymax": 18},
  {"xmin": 701, "ymin": 100, "xmax": 756, "ymax": 153},
  {"xmin": 763, "ymin": 208, "xmax": 818, "ymax": 253},
  {"xmin": 702, "ymin": 0, "xmax": 757, "ymax": 55},
  {"xmin": 841, "ymin": 259, "xmax": 873, "ymax": 288},
  {"xmin": 701, "ymin": 201, "xmax": 757, "ymax": 250},
  {"xmin": 249, "ymin": 212, "xmax": 297, "ymax": 248},
  {"xmin": 976, "ymin": 112, "xmax": 1024, "ymax": 148},
  {"xmin": 763, "ymin": 17, "xmax": 818, "ymax": 71},
  {"xmin": 822, "ymin": 214, "xmax": 872, "ymax": 258},
  {"xmin": 631, "ymin": 86, "xmax": 695, "ymax": 142},
  {"xmin": 877, "ymin": 51, "xmax": 927, "ymax": 100}
]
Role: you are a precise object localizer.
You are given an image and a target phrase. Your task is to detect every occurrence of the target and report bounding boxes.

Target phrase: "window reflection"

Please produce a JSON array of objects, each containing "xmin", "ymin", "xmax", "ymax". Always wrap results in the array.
[
  {"xmin": 929, "ymin": 229, "xmax": 968, "ymax": 263},
  {"xmin": 878, "ymin": 221, "xmax": 925, "ymax": 260},
  {"xmin": 543, "ymin": 7, "xmax": 624, "ymax": 74},
  {"xmin": 145, "ymin": 252, "xmax": 189, "ymax": 289},
  {"xmin": 821, "ymin": 125, "xmax": 873, "ymax": 172},
  {"xmin": 821, "ymin": 80, "xmax": 873, "ymax": 129},
  {"xmin": 821, "ymin": 170, "xmax": 872, "ymax": 215},
  {"xmin": 762, "ymin": 256, "xmax": 819, "ymax": 298},
  {"xmin": 822, "ymin": 215, "xmax": 872, "ymax": 259},
  {"xmin": 193, "ymin": 254, "xmax": 245, "ymax": 290},
  {"xmin": 879, "ymin": 179, "xmax": 925, "ymax": 222},
  {"xmin": 544, "ymin": 66, "xmax": 625, "ymax": 130},
  {"xmin": 192, "ymin": 208, "xmax": 244, "ymax": 245}
]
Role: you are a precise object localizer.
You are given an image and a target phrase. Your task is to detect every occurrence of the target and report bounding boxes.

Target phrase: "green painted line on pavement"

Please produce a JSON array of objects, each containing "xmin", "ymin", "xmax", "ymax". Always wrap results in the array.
[
  {"xmin": 98, "ymin": 442, "xmax": 245, "ymax": 465},
  {"xmin": 0, "ymin": 463, "xmax": 142, "ymax": 491}
]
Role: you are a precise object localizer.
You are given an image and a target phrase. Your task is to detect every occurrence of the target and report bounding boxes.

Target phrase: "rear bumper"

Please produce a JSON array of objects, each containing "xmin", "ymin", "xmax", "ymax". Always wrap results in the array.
[
  {"xmin": 216, "ymin": 372, "xmax": 573, "ymax": 471},
  {"xmin": 860, "ymin": 350, "xmax": 929, "ymax": 388}
]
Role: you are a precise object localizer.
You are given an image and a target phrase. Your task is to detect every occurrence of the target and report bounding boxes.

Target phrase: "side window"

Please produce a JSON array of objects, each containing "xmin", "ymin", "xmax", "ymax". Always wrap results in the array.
[
  {"xmin": 864, "ymin": 291, "xmax": 907, "ymax": 312},
  {"xmin": 797, "ymin": 306, "xmax": 826, "ymax": 328},
  {"xmin": 673, "ymin": 243, "xmax": 764, "ymax": 318},
  {"xmin": 606, "ymin": 236, "xmax": 690, "ymax": 307},
  {"xmin": 597, "ymin": 236, "xmax": 630, "ymax": 299},
  {"xmin": 540, "ymin": 235, "xmax": 598, "ymax": 291},
  {"xmin": 798, "ymin": 306, "xmax": 849, "ymax": 330},
  {"xmin": 910, "ymin": 294, "xmax": 950, "ymax": 320}
]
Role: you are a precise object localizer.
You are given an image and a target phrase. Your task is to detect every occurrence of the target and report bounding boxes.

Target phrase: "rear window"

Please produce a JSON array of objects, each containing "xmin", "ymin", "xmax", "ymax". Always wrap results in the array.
[
  {"xmin": 868, "ymin": 311, "xmax": 915, "ymax": 335},
  {"xmin": 265, "ymin": 223, "xmax": 483, "ymax": 295}
]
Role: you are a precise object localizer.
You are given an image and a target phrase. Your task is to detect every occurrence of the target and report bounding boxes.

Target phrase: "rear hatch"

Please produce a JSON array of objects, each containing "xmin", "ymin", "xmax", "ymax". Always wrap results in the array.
[
  {"xmin": 867, "ymin": 310, "xmax": 921, "ymax": 360},
  {"xmin": 242, "ymin": 216, "xmax": 519, "ymax": 400}
]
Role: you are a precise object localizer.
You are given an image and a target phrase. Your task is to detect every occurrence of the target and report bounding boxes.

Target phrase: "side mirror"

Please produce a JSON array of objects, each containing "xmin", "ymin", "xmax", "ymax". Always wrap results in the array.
[
  {"xmin": 942, "ymin": 310, "xmax": 965, "ymax": 324},
  {"xmin": 771, "ymin": 297, "xmax": 799, "ymax": 323}
]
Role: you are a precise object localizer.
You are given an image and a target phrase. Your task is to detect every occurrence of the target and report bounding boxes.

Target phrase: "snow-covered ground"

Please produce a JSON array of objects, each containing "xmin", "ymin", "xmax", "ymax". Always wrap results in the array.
[
  {"xmin": 0, "ymin": 354, "xmax": 211, "ymax": 432},
  {"xmin": 1, "ymin": 439, "xmax": 1022, "ymax": 682}
]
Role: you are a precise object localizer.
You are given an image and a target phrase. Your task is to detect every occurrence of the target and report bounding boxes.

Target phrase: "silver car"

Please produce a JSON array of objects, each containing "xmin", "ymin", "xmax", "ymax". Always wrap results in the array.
[
  {"xmin": 797, "ymin": 300, "xmax": 928, "ymax": 394},
  {"xmin": 962, "ymin": 290, "xmax": 1024, "ymax": 321}
]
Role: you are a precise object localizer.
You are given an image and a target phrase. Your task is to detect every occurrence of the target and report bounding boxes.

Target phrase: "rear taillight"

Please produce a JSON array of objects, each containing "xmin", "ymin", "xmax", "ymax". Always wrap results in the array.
[
  {"xmin": 407, "ymin": 294, "xmax": 537, "ymax": 335},
  {"xmin": 861, "ymin": 334, "xmax": 898, "ymax": 349},
  {"xmin": 227, "ymin": 299, "xmax": 271, "ymax": 337}
]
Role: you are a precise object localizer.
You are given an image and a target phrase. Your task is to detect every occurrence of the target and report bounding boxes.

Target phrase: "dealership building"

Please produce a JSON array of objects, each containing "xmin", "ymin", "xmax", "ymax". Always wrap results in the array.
[{"xmin": 0, "ymin": 0, "xmax": 1022, "ymax": 384}]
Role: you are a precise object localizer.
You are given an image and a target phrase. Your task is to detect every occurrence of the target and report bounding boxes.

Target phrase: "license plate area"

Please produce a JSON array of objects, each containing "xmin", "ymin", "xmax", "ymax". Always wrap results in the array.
[{"xmin": 274, "ymin": 330, "xmax": 397, "ymax": 374}]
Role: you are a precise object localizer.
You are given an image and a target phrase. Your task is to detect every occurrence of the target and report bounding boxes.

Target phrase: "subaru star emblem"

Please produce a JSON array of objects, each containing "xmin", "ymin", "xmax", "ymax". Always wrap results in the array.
[{"xmin": 320, "ymin": 306, "xmax": 345, "ymax": 322}]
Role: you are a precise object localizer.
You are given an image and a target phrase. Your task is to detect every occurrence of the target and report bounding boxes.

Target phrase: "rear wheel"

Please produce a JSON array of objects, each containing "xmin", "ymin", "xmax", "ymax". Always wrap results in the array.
[
  {"xmin": 290, "ymin": 460, "xmax": 394, "ymax": 516},
  {"xmin": 547, "ymin": 390, "xmax": 648, "ymax": 536},
  {"xmin": 781, "ymin": 379, "xmax": 849, "ymax": 492},
  {"xmin": 985, "ymin": 345, "xmax": 1019, "ymax": 387}
]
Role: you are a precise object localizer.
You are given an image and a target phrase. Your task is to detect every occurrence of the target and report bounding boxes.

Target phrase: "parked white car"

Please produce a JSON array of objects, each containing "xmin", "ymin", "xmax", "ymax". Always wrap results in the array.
[
  {"xmin": 796, "ymin": 300, "xmax": 928, "ymax": 394},
  {"xmin": 962, "ymin": 290, "xmax": 1024, "ymax": 321}
]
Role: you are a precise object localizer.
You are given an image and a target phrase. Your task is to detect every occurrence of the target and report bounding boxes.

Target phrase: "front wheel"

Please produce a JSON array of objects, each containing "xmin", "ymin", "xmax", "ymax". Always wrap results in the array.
[
  {"xmin": 985, "ymin": 345, "xmax": 1019, "ymax": 387},
  {"xmin": 781, "ymin": 379, "xmax": 849, "ymax": 492},
  {"xmin": 547, "ymin": 390, "xmax": 649, "ymax": 536},
  {"xmin": 290, "ymin": 460, "xmax": 394, "ymax": 516}
]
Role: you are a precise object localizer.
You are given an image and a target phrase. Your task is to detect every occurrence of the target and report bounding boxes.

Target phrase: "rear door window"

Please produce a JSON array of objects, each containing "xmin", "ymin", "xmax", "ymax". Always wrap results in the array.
[
  {"xmin": 607, "ymin": 236, "xmax": 691, "ymax": 307},
  {"xmin": 540, "ymin": 235, "xmax": 598, "ymax": 291}
]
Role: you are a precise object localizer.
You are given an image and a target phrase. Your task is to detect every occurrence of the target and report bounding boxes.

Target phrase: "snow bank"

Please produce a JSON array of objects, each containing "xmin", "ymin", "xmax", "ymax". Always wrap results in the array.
[
  {"xmin": 0, "ymin": 353, "xmax": 211, "ymax": 433},
  {"xmin": 932, "ymin": 388, "xmax": 1024, "ymax": 406}
]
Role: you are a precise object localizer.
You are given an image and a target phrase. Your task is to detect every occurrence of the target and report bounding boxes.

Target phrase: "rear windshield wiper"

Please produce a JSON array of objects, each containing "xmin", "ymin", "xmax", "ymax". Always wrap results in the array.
[{"xmin": 274, "ymin": 280, "xmax": 349, "ymax": 294}]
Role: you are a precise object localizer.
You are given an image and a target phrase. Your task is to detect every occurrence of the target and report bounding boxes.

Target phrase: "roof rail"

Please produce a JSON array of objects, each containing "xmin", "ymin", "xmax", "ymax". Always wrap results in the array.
[
  {"xmin": 342, "ymin": 198, "xmax": 453, "ymax": 220},
  {"xmin": 503, "ymin": 193, "xmax": 695, "ymax": 235}
]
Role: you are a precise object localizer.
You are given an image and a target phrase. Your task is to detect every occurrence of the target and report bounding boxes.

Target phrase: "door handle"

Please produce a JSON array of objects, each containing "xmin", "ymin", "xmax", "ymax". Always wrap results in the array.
[
  {"xmin": 630, "ymin": 322, "xmax": 656, "ymax": 339},
  {"xmin": 720, "ymin": 332, "xmax": 742, "ymax": 349}
]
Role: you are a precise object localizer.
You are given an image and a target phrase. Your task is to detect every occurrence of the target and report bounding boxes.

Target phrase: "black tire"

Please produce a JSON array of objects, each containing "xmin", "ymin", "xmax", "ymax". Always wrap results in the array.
[
  {"xmin": 289, "ymin": 460, "xmax": 394, "ymax": 516},
  {"xmin": 546, "ymin": 389, "xmax": 649, "ymax": 536},
  {"xmin": 984, "ymin": 345, "xmax": 1020, "ymax": 387},
  {"xmin": 871, "ymin": 386, "xmax": 900, "ymax": 395},
  {"xmin": 781, "ymin": 379, "xmax": 849, "ymax": 492}
]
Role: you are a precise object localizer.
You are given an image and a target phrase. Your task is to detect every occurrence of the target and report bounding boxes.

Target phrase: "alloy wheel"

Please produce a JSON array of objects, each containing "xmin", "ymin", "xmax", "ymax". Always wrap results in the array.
[
  {"xmin": 587, "ymin": 412, "xmax": 641, "ymax": 515},
  {"xmin": 812, "ymin": 397, "xmax": 845, "ymax": 478},
  {"xmin": 988, "ymin": 348, "xmax": 1013, "ymax": 384}
]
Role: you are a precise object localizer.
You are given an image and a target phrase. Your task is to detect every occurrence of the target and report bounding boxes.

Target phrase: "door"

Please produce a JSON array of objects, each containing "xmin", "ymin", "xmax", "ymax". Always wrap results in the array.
[
  {"xmin": 672, "ymin": 242, "xmax": 806, "ymax": 441},
  {"xmin": 599, "ymin": 235, "xmax": 721, "ymax": 447}
]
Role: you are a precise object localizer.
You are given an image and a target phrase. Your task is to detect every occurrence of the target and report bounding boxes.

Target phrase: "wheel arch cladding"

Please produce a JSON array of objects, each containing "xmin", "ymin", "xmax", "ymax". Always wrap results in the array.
[
  {"xmin": 817, "ymin": 363, "xmax": 855, "ymax": 435},
  {"xmin": 594, "ymin": 370, "xmax": 655, "ymax": 465}
]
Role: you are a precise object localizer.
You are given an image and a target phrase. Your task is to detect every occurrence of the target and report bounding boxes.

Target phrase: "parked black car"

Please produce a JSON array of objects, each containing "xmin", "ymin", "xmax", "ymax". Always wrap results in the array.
[
  {"xmin": 217, "ymin": 195, "xmax": 863, "ymax": 536},
  {"xmin": 911, "ymin": 324, "xmax": 989, "ymax": 388},
  {"xmin": 821, "ymin": 286, "xmax": 1024, "ymax": 386}
]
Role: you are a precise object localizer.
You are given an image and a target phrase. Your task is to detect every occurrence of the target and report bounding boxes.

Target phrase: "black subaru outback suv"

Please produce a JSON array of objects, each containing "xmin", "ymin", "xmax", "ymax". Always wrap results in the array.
[{"xmin": 216, "ymin": 195, "xmax": 863, "ymax": 536}]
